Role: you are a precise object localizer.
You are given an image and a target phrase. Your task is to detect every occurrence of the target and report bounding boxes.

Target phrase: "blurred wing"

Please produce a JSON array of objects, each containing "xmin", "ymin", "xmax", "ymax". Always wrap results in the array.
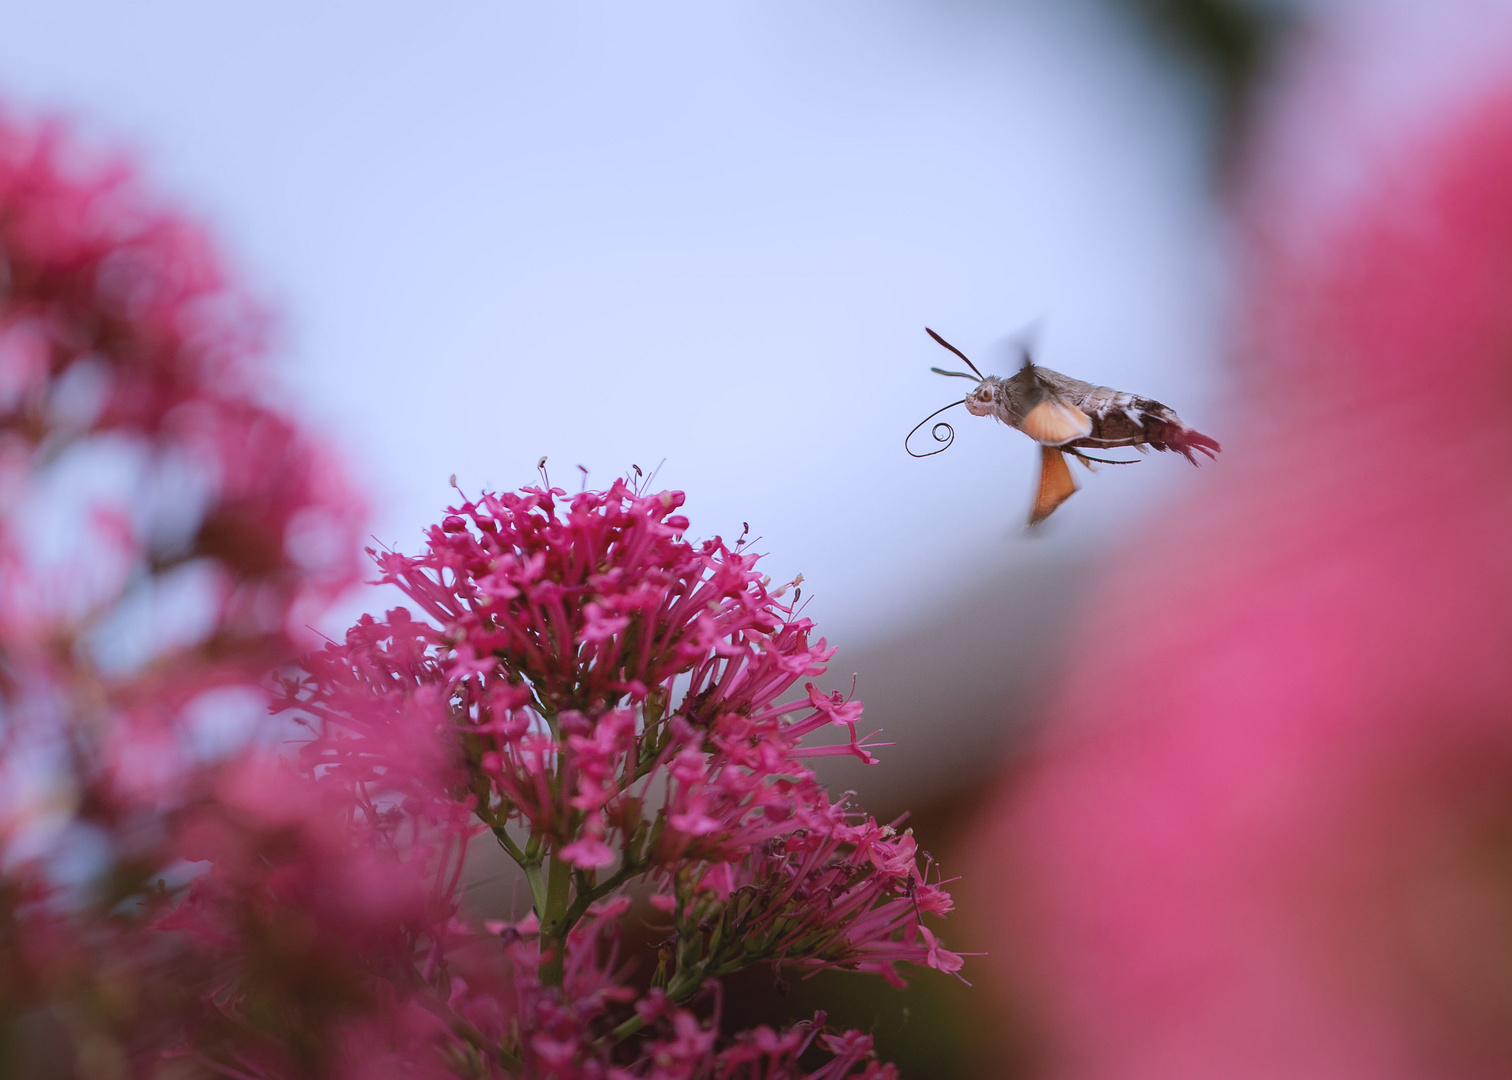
[
  {"xmin": 1030, "ymin": 445, "xmax": 1077, "ymax": 525},
  {"xmin": 1020, "ymin": 397, "xmax": 1093, "ymax": 445},
  {"xmin": 993, "ymin": 320, "xmax": 1042, "ymax": 369}
]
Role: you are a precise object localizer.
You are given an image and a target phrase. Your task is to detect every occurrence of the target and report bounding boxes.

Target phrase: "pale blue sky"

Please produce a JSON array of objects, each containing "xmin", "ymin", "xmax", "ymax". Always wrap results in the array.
[{"xmin": 0, "ymin": 0, "xmax": 1229, "ymax": 645}]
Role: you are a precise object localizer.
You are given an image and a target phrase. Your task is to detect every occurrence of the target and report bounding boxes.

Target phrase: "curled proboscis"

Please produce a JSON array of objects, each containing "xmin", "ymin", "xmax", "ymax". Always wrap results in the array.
[{"xmin": 905, "ymin": 399, "xmax": 966, "ymax": 458}]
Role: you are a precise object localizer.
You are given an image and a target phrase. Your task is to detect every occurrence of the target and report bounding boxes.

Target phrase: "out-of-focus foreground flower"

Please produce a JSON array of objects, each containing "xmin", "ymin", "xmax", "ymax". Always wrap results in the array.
[
  {"xmin": 0, "ymin": 111, "xmax": 365, "ymax": 1074},
  {"xmin": 967, "ymin": 73, "xmax": 1512, "ymax": 1080},
  {"xmin": 0, "ymin": 114, "xmax": 962, "ymax": 1077}
]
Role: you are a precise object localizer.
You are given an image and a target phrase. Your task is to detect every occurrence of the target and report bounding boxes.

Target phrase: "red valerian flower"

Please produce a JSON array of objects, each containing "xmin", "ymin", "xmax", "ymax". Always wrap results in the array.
[
  {"xmin": 282, "ymin": 479, "xmax": 965, "ymax": 1070},
  {"xmin": 292, "ymin": 479, "xmax": 898, "ymax": 878},
  {"xmin": 472, "ymin": 902, "xmax": 901, "ymax": 1080},
  {"xmin": 156, "ymin": 754, "xmax": 480, "ymax": 1080},
  {"xmin": 0, "ymin": 110, "xmax": 363, "ymax": 1072},
  {"xmin": 0, "ymin": 109, "xmax": 363, "ymax": 902}
]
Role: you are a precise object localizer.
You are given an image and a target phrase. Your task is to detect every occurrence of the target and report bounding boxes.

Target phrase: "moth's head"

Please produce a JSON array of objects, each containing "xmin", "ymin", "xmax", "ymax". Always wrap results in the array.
[
  {"xmin": 908, "ymin": 328, "xmax": 998, "ymax": 458},
  {"xmin": 963, "ymin": 377, "xmax": 999, "ymax": 417}
]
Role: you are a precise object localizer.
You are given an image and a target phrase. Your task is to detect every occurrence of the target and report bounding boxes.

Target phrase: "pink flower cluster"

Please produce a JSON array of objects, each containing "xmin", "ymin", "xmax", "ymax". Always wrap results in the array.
[
  {"xmin": 477, "ymin": 899, "xmax": 900, "ymax": 1079},
  {"xmin": 0, "ymin": 110, "xmax": 367, "ymax": 1075},
  {"xmin": 0, "ymin": 111, "xmax": 962, "ymax": 1077},
  {"xmin": 0, "ymin": 113, "xmax": 362, "ymax": 857},
  {"xmin": 281, "ymin": 480, "xmax": 965, "ymax": 1067},
  {"xmin": 156, "ymin": 754, "xmax": 480, "ymax": 1079}
]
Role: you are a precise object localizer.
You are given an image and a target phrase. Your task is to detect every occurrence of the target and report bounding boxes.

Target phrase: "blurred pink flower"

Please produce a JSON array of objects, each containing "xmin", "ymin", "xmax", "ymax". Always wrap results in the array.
[
  {"xmin": 158, "ymin": 754, "xmax": 478, "ymax": 1079},
  {"xmin": 968, "ymin": 78, "xmax": 1512, "ymax": 1080},
  {"xmin": 0, "ymin": 109, "xmax": 365, "ymax": 1074},
  {"xmin": 0, "ymin": 111, "xmax": 362, "ymax": 835}
]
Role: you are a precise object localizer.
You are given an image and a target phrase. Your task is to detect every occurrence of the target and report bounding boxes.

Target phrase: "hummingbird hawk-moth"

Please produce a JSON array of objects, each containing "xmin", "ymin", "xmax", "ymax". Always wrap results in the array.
[{"xmin": 906, "ymin": 328, "xmax": 1220, "ymax": 525}]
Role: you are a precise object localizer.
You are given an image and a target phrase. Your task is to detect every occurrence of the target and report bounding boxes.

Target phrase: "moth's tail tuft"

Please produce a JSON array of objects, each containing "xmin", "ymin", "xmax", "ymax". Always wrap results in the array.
[{"xmin": 1147, "ymin": 421, "xmax": 1221, "ymax": 465}]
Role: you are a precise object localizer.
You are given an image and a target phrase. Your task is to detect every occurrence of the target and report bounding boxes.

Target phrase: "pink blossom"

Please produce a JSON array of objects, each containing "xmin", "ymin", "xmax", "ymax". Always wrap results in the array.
[
  {"xmin": 277, "ymin": 478, "xmax": 965, "ymax": 1069},
  {"xmin": 158, "ymin": 756, "xmax": 478, "ymax": 1078},
  {"xmin": 695, "ymin": 861, "xmax": 736, "ymax": 900},
  {"xmin": 0, "ymin": 111, "xmax": 366, "ymax": 1074},
  {"xmin": 562, "ymin": 833, "xmax": 618, "ymax": 869},
  {"xmin": 918, "ymin": 925, "xmax": 964, "ymax": 976}
]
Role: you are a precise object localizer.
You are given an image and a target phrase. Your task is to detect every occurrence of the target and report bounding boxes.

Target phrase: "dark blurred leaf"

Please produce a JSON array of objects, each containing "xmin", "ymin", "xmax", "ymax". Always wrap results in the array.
[{"xmin": 1113, "ymin": 0, "xmax": 1295, "ymax": 164}]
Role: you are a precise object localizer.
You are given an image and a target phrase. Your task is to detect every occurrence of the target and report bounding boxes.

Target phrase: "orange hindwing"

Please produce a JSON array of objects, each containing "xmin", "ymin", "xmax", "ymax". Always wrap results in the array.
[{"xmin": 1030, "ymin": 445, "xmax": 1077, "ymax": 525}]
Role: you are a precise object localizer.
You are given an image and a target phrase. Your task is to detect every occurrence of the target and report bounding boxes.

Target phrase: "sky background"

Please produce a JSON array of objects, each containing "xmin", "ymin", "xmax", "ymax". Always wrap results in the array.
[{"xmin": 0, "ymin": 0, "xmax": 1230, "ymax": 657}]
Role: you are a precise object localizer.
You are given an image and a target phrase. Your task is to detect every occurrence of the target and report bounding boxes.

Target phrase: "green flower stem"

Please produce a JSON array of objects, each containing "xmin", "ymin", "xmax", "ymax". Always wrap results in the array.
[
  {"xmin": 604, "ymin": 966, "xmax": 706, "ymax": 1046},
  {"xmin": 559, "ymin": 858, "xmax": 645, "ymax": 931},
  {"xmin": 544, "ymin": 852, "xmax": 573, "ymax": 930},
  {"xmin": 491, "ymin": 823, "xmax": 527, "ymax": 866},
  {"xmin": 538, "ymin": 853, "xmax": 574, "ymax": 986},
  {"xmin": 522, "ymin": 860, "xmax": 548, "ymax": 922}
]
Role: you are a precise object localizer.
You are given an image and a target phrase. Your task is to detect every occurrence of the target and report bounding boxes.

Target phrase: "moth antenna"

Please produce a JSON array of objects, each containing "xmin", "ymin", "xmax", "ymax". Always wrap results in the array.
[
  {"xmin": 925, "ymin": 328, "xmax": 985, "ymax": 380},
  {"xmin": 905, "ymin": 398, "xmax": 967, "ymax": 458},
  {"xmin": 930, "ymin": 366, "xmax": 981, "ymax": 381}
]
